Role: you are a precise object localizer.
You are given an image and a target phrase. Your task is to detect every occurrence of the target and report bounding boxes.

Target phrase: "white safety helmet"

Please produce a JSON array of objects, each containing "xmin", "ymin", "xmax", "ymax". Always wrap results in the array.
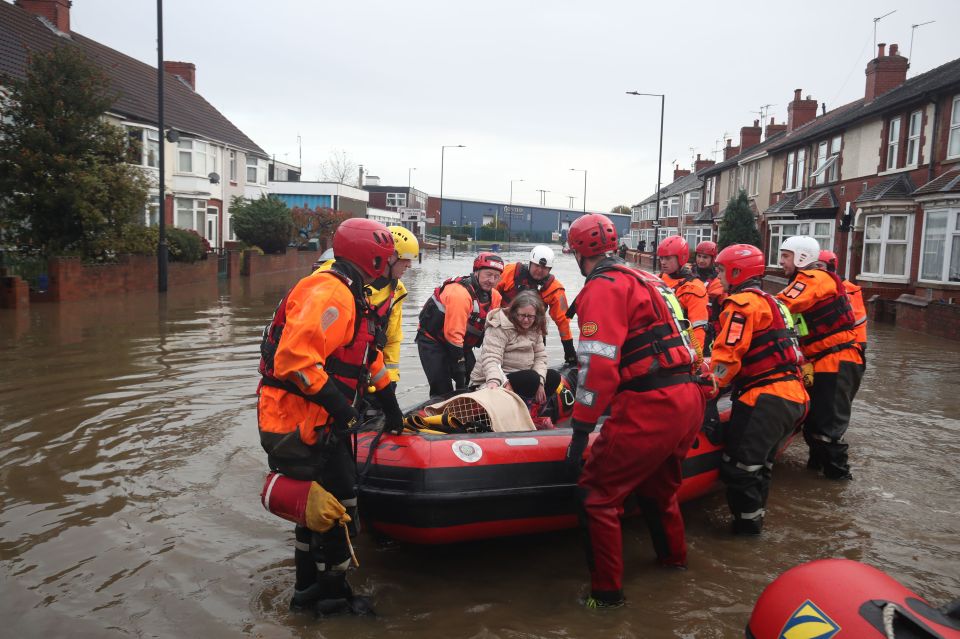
[
  {"xmin": 529, "ymin": 245, "xmax": 555, "ymax": 269},
  {"xmin": 780, "ymin": 235, "xmax": 821, "ymax": 268}
]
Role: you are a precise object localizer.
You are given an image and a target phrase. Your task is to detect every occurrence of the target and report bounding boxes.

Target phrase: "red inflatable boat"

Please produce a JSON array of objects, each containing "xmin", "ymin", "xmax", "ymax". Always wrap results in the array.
[
  {"xmin": 748, "ymin": 559, "xmax": 960, "ymax": 638},
  {"xmin": 354, "ymin": 372, "xmax": 731, "ymax": 544}
]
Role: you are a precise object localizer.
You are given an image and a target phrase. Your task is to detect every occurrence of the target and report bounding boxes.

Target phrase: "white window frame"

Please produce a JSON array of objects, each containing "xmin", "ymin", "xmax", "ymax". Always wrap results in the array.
[
  {"xmin": 175, "ymin": 198, "xmax": 207, "ymax": 232},
  {"xmin": 668, "ymin": 197, "xmax": 680, "ymax": 218},
  {"xmin": 704, "ymin": 177, "xmax": 715, "ymax": 205},
  {"xmin": 886, "ymin": 117, "xmax": 901, "ymax": 170},
  {"xmin": 860, "ymin": 213, "xmax": 913, "ymax": 282},
  {"xmin": 767, "ymin": 220, "xmax": 835, "ymax": 267},
  {"xmin": 918, "ymin": 207, "xmax": 960, "ymax": 284},
  {"xmin": 386, "ymin": 193, "xmax": 408, "ymax": 208},
  {"xmin": 785, "ymin": 151, "xmax": 796, "ymax": 191},
  {"xmin": 948, "ymin": 95, "xmax": 960, "ymax": 160},
  {"xmin": 127, "ymin": 126, "xmax": 160, "ymax": 169},
  {"xmin": 684, "ymin": 191, "xmax": 701, "ymax": 214},
  {"xmin": 684, "ymin": 225, "xmax": 712, "ymax": 250},
  {"xmin": 906, "ymin": 110, "xmax": 922, "ymax": 167},
  {"xmin": 145, "ymin": 194, "xmax": 160, "ymax": 226},
  {"xmin": 246, "ymin": 156, "xmax": 267, "ymax": 185},
  {"xmin": 747, "ymin": 162, "xmax": 760, "ymax": 196},
  {"xmin": 229, "ymin": 150, "xmax": 237, "ymax": 181},
  {"xmin": 657, "ymin": 227, "xmax": 678, "ymax": 243}
]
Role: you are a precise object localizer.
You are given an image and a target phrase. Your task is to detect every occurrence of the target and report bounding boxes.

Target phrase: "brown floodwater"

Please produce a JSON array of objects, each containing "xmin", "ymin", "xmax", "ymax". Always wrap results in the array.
[{"xmin": 1, "ymin": 249, "xmax": 958, "ymax": 638}]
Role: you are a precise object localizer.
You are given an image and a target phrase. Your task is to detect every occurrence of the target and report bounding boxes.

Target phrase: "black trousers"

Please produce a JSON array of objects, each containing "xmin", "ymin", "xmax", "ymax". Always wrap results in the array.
[
  {"xmin": 720, "ymin": 393, "xmax": 807, "ymax": 523},
  {"xmin": 416, "ymin": 333, "xmax": 475, "ymax": 397},
  {"xmin": 505, "ymin": 368, "xmax": 562, "ymax": 399},
  {"xmin": 293, "ymin": 434, "xmax": 357, "ymax": 594},
  {"xmin": 804, "ymin": 360, "xmax": 864, "ymax": 478}
]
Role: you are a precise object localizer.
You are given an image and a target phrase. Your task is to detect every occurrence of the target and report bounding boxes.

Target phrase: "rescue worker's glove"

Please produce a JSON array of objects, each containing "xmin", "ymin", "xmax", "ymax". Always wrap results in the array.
[
  {"xmin": 312, "ymin": 378, "xmax": 359, "ymax": 436},
  {"xmin": 565, "ymin": 423, "xmax": 592, "ymax": 479},
  {"xmin": 372, "ymin": 382, "xmax": 404, "ymax": 435},
  {"xmin": 701, "ymin": 399, "xmax": 722, "ymax": 445},
  {"xmin": 801, "ymin": 362, "xmax": 815, "ymax": 388},
  {"xmin": 447, "ymin": 345, "xmax": 467, "ymax": 389},
  {"xmin": 305, "ymin": 481, "xmax": 351, "ymax": 533},
  {"xmin": 561, "ymin": 339, "xmax": 578, "ymax": 366}
]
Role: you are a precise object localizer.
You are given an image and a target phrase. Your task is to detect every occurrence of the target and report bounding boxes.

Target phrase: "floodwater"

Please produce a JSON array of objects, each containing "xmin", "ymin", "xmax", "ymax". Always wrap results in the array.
[{"xmin": 1, "ymin": 248, "xmax": 958, "ymax": 638}]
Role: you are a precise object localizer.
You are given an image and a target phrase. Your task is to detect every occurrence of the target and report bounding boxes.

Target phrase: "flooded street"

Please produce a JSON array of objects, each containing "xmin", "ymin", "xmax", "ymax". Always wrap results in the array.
[{"xmin": 1, "ymin": 248, "xmax": 958, "ymax": 638}]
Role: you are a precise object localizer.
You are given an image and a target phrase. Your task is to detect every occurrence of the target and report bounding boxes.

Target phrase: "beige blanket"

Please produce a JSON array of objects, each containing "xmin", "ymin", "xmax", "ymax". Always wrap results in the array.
[{"xmin": 425, "ymin": 388, "xmax": 536, "ymax": 432}]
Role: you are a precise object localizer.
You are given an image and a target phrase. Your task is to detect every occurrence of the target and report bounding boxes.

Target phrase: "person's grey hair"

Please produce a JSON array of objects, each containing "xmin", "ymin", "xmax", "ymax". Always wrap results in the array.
[{"xmin": 508, "ymin": 290, "xmax": 547, "ymax": 336}]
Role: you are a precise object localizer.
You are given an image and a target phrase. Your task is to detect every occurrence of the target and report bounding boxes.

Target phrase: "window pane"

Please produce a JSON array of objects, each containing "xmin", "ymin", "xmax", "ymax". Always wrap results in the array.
[
  {"xmin": 179, "ymin": 151, "xmax": 192, "ymax": 173},
  {"xmin": 949, "ymin": 128, "xmax": 960, "ymax": 158},
  {"xmin": 887, "ymin": 216, "xmax": 907, "ymax": 240},
  {"xmin": 951, "ymin": 234, "xmax": 960, "ymax": 282},
  {"xmin": 889, "ymin": 118, "xmax": 900, "ymax": 142},
  {"xmin": 884, "ymin": 243, "xmax": 907, "ymax": 276},
  {"xmin": 814, "ymin": 222, "xmax": 831, "ymax": 236},
  {"xmin": 921, "ymin": 212, "xmax": 947, "ymax": 280},
  {"xmin": 952, "ymin": 97, "xmax": 960, "ymax": 125},
  {"xmin": 865, "ymin": 216, "xmax": 882, "ymax": 240},
  {"xmin": 863, "ymin": 243, "xmax": 881, "ymax": 273}
]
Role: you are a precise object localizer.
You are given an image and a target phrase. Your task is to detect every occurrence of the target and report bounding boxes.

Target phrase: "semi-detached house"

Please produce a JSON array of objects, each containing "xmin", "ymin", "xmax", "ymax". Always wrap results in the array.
[{"xmin": 0, "ymin": 0, "xmax": 270, "ymax": 249}]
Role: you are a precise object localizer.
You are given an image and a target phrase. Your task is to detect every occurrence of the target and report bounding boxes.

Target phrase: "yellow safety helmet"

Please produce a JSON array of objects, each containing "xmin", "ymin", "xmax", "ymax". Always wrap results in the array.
[{"xmin": 388, "ymin": 225, "xmax": 419, "ymax": 260}]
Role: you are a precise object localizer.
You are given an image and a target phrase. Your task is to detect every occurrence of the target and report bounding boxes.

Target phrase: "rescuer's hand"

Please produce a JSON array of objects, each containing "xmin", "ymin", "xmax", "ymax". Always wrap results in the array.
[
  {"xmin": 565, "ymin": 425, "xmax": 591, "ymax": 479},
  {"xmin": 447, "ymin": 345, "xmax": 467, "ymax": 389},
  {"xmin": 562, "ymin": 339, "xmax": 578, "ymax": 366},
  {"xmin": 312, "ymin": 379, "xmax": 359, "ymax": 435},
  {"xmin": 801, "ymin": 362, "xmax": 815, "ymax": 387},
  {"xmin": 373, "ymin": 382, "xmax": 404, "ymax": 435}
]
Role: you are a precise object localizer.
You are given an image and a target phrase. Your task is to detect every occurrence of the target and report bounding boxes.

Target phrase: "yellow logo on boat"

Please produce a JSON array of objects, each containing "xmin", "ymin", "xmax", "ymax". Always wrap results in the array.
[{"xmin": 779, "ymin": 600, "xmax": 840, "ymax": 639}]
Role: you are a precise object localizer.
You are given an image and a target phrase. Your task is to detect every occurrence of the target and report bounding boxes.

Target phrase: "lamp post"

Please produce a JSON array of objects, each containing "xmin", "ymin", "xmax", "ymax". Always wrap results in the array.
[
  {"xmin": 626, "ymin": 91, "xmax": 665, "ymax": 270},
  {"xmin": 570, "ymin": 168, "xmax": 587, "ymax": 212},
  {"xmin": 408, "ymin": 167, "xmax": 416, "ymax": 188},
  {"xmin": 156, "ymin": 0, "xmax": 168, "ymax": 292},
  {"xmin": 438, "ymin": 145, "xmax": 465, "ymax": 259}
]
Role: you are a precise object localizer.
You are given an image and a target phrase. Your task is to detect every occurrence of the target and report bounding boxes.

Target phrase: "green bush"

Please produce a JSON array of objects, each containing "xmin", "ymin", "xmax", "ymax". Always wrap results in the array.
[
  {"xmin": 118, "ymin": 225, "xmax": 159, "ymax": 255},
  {"xmin": 166, "ymin": 227, "xmax": 204, "ymax": 263},
  {"xmin": 231, "ymin": 195, "xmax": 292, "ymax": 254}
]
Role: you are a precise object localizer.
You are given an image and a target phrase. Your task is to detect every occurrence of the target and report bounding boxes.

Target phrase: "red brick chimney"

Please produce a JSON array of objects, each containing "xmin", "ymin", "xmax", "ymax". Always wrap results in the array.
[
  {"xmin": 865, "ymin": 42, "xmax": 908, "ymax": 103},
  {"xmin": 723, "ymin": 139, "xmax": 740, "ymax": 161},
  {"xmin": 740, "ymin": 119, "xmax": 762, "ymax": 152},
  {"xmin": 16, "ymin": 0, "xmax": 71, "ymax": 32},
  {"xmin": 765, "ymin": 116, "xmax": 787, "ymax": 140},
  {"xmin": 164, "ymin": 61, "xmax": 196, "ymax": 90},
  {"xmin": 694, "ymin": 153, "xmax": 715, "ymax": 172},
  {"xmin": 673, "ymin": 165, "xmax": 691, "ymax": 181},
  {"xmin": 787, "ymin": 89, "xmax": 819, "ymax": 132}
]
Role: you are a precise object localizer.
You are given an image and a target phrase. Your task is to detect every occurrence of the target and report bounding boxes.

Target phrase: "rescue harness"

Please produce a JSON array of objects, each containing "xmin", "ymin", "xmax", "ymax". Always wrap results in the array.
[{"xmin": 793, "ymin": 270, "xmax": 858, "ymax": 361}]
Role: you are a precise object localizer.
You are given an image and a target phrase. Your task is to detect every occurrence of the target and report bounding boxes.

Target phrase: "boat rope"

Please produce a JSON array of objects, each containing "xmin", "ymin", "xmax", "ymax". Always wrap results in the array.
[{"xmin": 883, "ymin": 602, "xmax": 897, "ymax": 639}]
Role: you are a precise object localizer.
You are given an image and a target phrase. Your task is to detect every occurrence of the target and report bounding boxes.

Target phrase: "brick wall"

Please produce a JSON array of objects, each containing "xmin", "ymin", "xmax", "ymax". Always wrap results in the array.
[
  {"xmin": 242, "ymin": 249, "xmax": 318, "ymax": 277},
  {"xmin": 0, "ymin": 276, "xmax": 30, "ymax": 308}
]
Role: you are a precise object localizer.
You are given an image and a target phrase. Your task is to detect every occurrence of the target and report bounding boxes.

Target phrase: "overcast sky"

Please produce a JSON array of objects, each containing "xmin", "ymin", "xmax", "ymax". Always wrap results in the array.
[{"xmin": 60, "ymin": 0, "xmax": 959, "ymax": 211}]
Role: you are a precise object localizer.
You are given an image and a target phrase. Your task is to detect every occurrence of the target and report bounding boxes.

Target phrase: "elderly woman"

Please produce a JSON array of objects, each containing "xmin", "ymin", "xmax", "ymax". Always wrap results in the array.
[{"xmin": 470, "ymin": 290, "xmax": 561, "ymax": 403}]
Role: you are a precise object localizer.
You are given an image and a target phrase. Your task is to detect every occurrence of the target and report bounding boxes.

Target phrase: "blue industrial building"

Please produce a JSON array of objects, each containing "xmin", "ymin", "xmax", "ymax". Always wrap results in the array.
[{"xmin": 433, "ymin": 197, "xmax": 631, "ymax": 244}]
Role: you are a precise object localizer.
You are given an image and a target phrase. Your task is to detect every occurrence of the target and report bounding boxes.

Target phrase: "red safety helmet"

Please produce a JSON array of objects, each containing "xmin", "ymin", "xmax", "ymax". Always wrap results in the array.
[
  {"xmin": 333, "ymin": 218, "xmax": 395, "ymax": 278},
  {"xmin": 715, "ymin": 244, "xmax": 766, "ymax": 287},
  {"xmin": 657, "ymin": 235, "xmax": 690, "ymax": 264},
  {"xmin": 819, "ymin": 249, "xmax": 839, "ymax": 272},
  {"xmin": 567, "ymin": 214, "xmax": 618, "ymax": 257},
  {"xmin": 473, "ymin": 251, "xmax": 504, "ymax": 272},
  {"xmin": 695, "ymin": 240, "xmax": 718, "ymax": 257}
]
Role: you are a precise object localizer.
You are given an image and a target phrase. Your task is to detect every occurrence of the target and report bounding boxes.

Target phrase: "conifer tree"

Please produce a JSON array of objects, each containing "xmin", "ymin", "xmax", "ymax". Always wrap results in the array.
[
  {"xmin": 717, "ymin": 190, "xmax": 762, "ymax": 250},
  {"xmin": 0, "ymin": 46, "xmax": 149, "ymax": 259}
]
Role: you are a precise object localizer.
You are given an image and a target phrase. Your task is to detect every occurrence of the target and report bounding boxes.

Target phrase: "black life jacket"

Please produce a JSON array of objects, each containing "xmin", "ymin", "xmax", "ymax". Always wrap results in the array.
[
  {"xmin": 418, "ymin": 275, "xmax": 494, "ymax": 348},
  {"xmin": 501, "ymin": 263, "xmax": 556, "ymax": 305}
]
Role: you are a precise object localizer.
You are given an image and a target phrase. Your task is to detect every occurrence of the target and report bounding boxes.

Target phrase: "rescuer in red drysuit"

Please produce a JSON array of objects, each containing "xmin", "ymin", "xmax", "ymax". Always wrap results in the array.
[{"xmin": 565, "ymin": 213, "xmax": 708, "ymax": 609}]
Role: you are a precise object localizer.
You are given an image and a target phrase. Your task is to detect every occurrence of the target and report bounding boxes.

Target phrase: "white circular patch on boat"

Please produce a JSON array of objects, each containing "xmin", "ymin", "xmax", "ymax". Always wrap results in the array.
[{"xmin": 452, "ymin": 440, "xmax": 483, "ymax": 463}]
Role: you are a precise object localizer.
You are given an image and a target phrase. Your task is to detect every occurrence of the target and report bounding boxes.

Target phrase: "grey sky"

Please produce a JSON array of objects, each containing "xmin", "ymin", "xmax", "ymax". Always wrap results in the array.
[{"xmin": 64, "ymin": 0, "xmax": 958, "ymax": 211}]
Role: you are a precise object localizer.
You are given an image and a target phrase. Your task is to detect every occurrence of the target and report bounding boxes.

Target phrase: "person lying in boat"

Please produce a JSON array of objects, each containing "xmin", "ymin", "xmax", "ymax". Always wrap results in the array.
[{"xmin": 469, "ymin": 290, "xmax": 563, "ymax": 408}]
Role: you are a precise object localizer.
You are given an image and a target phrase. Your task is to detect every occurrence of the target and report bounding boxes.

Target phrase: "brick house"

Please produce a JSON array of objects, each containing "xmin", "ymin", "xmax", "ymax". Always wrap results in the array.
[
  {"xmin": 1, "ymin": 0, "xmax": 271, "ymax": 249},
  {"xmin": 362, "ymin": 176, "xmax": 429, "ymax": 235}
]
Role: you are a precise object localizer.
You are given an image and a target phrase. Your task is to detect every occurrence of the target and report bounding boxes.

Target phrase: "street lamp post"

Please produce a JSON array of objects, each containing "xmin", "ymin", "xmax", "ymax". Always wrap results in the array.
[
  {"xmin": 438, "ymin": 145, "xmax": 465, "ymax": 259},
  {"xmin": 408, "ymin": 167, "xmax": 416, "ymax": 188},
  {"xmin": 570, "ymin": 168, "xmax": 587, "ymax": 212},
  {"xmin": 626, "ymin": 91, "xmax": 665, "ymax": 270},
  {"xmin": 156, "ymin": 0, "xmax": 168, "ymax": 292}
]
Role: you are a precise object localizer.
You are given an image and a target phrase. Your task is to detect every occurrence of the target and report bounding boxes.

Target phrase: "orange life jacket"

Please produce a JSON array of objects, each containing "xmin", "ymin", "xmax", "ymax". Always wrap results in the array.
[
  {"xmin": 732, "ymin": 288, "xmax": 804, "ymax": 394},
  {"xmin": 418, "ymin": 276, "xmax": 494, "ymax": 348},
  {"xmin": 500, "ymin": 262, "xmax": 558, "ymax": 304},
  {"xmin": 797, "ymin": 270, "xmax": 858, "ymax": 352}
]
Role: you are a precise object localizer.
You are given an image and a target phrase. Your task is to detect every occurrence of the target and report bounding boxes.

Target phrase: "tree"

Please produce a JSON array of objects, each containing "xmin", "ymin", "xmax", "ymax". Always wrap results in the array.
[
  {"xmin": 231, "ymin": 195, "xmax": 293, "ymax": 253},
  {"xmin": 610, "ymin": 205, "xmax": 632, "ymax": 215},
  {"xmin": 320, "ymin": 149, "xmax": 359, "ymax": 185},
  {"xmin": 290, "ymin": 206, "xmax": 350, "ymax": 247},
  {"xmin": 717, "ymin": 190, "xmax": 762, "ymax": 250},
  {"xmin": 0, "ymin": 46, "xmax": 150, "ymax": 259}
]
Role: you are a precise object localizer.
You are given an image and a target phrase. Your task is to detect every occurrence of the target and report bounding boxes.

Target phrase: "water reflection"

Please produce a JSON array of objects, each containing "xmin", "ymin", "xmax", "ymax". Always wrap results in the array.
[{"xmin": 1, "ymin": 250, "xmax": 958, "ymax": 638}]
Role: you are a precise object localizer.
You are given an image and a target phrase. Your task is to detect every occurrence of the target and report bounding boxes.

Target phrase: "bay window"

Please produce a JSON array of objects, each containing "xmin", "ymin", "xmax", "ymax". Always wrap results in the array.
[
  {"xmin": 127, "ymin": 127, "xmax": 159, "ymax": 168},
  {"xmin": 768, "ymin": 220, "xmax": 835, "ymax": 267},
  {"xmin": 175, "ymin": 198, "xmax": 206, "ymax": 232},
  {"xmin": 861, "ymin": 213, "xmax": 912, "ymax": 280},
  {"xmin": 685, "ymin": 226, "xmax": 712, "ymax": 250},
  {"xmin": 177, "ymin": 139, "xmax": 217, "ymax": 176},
  {"xmin": 920, "ymin": 208, "xmax": 960, "ymax": 283},
  {"xmin": 145, "ymin": 195, "xmax": 160, "ymax": 226}
]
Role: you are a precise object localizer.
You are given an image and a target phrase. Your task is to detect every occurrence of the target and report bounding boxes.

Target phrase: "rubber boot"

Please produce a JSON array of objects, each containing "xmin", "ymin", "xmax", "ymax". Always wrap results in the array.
[
  {"xmin": 583, "ymin": 589, "xmax": 626, "ymax": 609},
  {"xmin": 313, "ymin": 572, "xmax": 376, "ymax": 618},
  {"xmin": 290, "ymin": 526, "xmax": 320, "ymax": 612},
  {"xmin": 731, "ymin": 516, "xmax": 763, "ymax": 536}
]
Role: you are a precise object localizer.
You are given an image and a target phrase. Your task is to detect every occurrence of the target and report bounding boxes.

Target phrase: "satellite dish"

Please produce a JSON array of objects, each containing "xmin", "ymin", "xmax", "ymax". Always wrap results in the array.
[
  {"xmin": 208, "ymin": 172, "xmax": 221, "ymax": 184},
  {"xmin": 165, "ymin": 129, "xmax": 180, "ymax": 143}
]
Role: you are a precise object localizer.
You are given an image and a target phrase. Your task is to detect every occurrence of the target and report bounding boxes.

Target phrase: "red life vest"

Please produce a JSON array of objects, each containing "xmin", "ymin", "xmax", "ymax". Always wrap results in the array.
[
  {"xmin": 500, "ymin": 263, "xmax": 557, "ymax": 305},
  {"xmin": 575, "ymin": 258, "xmax": 697, "ymax": 392},
  {"xmin": 258, "ymin": 269, "xmax": 379, "ymax": 401},
  {"xmin": 732, "ymin": 288, "xmax": 804, "ymax": 393},
  {"xmin": 418, "ymin": 276, "xmax": 494, "ymax": 348},
  {"xmin": 797, "ymin": 270, "xmax": 857, "ymax": 349}
]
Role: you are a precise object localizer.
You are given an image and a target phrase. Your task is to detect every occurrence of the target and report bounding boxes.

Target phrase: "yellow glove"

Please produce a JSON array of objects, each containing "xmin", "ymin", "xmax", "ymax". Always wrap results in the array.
[
  {"xmin": 304, "ymin": 482, "xmax": 351, "ymax": 533},
  {"xmin": 801, "ymin": 362, "xmax": 815, "ymax": 388}
]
